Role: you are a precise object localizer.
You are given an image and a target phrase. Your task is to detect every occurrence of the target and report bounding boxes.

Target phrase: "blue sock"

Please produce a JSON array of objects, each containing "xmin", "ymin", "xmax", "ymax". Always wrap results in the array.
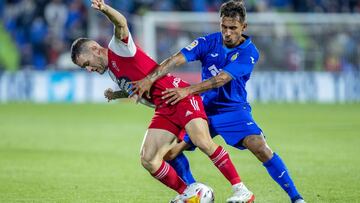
[
  {"xmin": 263, "ymin": 153, "xmax": 302, "ymax": 202},
  {"xmin": 168, "ymin": 152, "xmax": 196, "ymax": 185}
]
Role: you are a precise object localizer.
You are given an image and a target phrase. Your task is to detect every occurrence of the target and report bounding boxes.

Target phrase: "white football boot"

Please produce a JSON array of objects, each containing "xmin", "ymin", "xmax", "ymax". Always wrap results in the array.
[
  {"xmin": 294, "ymin": 199, "xmax": 306, "ymax": 203},
  {"xmin": 226, "ymin": 182, "xmax": 255, "ymax": 203}
]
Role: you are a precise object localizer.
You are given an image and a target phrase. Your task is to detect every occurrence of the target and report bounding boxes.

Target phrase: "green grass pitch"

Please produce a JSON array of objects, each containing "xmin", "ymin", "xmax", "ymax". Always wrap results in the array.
[{"xmin": 0, "ymin": 103, "xmax": 359, "ymax": 202}]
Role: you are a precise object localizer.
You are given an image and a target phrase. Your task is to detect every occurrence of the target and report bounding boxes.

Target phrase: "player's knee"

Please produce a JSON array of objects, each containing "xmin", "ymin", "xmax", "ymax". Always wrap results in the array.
[
  {"xmin": 252, "ymin": 144, "xmax": 273, "ymax": 162},
  {"xmin": 140, "ymin": 155, "xmax": 157, "ymax": 171},
  {"xmin": 245, "ymin": 135, "xmax": 265, "ymax": 150},
  {"xmin": 193, "ymin": 137, "xmax": 217, "ymax": 155}
]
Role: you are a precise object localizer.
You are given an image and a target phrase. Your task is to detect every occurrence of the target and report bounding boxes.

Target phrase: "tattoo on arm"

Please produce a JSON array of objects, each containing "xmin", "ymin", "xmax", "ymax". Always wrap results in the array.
[
  {"xmin": 147, "ymin": 53, "xmax": 185, "ymax": 83},
  {"xmin": 101, "ymin": 5, "xmax": 128, "ymax": 39},
  {"xmin": 113, "ymin": 90, "xmax": 129, "ymax": 99},
  {"xmin": 189, "ymin": 72, "xmax": 232, "ymax": 95}
]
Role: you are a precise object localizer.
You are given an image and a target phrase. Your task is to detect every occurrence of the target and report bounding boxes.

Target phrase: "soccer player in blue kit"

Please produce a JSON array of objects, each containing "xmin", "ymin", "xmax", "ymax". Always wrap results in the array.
[{"xmin": 131, "ymin": 0, "xmax": 306, "ymax": 202}]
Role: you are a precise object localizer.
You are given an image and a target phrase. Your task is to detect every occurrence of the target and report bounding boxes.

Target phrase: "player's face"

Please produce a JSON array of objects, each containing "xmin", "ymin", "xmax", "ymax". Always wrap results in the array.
[
  {"xmin": 76, "ymin": 42, "xmax": 108, "ymax": 75},
  {"xmin": 220, "ymin": 16, "xmax": 247, "ymax": 48}
]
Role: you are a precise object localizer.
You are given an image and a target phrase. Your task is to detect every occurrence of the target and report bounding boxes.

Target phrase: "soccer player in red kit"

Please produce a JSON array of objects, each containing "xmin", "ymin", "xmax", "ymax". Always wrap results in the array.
[{"xmin": 71, "ymin": 0, "xmax": 253, "ymax": 202}]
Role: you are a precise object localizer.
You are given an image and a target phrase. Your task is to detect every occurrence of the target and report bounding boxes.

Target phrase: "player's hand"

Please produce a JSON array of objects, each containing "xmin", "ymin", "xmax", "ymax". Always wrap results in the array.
[
  {"xmin": 129, "ymin": 77, "xmax": 153, "ymax": 103},
  {"xmin": 91, "ymin": 0, "xmax": 107, "ymax": 11},
  {"xmin": 104, "ymin": 88, "xmax": 115, "ymax": 102},
  {"xmin": 162, "ymin": 87, "xmax": 190, "ymax": 105}
]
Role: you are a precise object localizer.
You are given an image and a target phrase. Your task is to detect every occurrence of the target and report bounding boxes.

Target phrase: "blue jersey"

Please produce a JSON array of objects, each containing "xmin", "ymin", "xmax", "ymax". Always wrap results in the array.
[{"xmin": 181, "ymin": 32, "xmax": 259, "ymax": 116}]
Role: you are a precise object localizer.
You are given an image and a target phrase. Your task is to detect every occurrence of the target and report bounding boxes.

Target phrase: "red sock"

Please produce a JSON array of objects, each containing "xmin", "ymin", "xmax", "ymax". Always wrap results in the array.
[
  {"xmin": 152, "ymin": 161, "xmax": 187, "ymax": 194},
  {"xmin": 209, "ymin": 146, "xmax": 241, "ymax": 185}
]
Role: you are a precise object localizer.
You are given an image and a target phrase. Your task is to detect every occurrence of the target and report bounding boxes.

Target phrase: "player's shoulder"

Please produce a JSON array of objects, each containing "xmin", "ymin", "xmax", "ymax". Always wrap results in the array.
[
  {"xmin": 202, "ymin": 32, "xmax": 222, "ymax": 44},
  {"xmin": 203, "ymin": 32, "xmax": 221, "ymax": 40},
  {"xmin": 195, "ymin": 32, "xmax": 222, "ymax": 50},
  {"xmin": 108, "ymin": 32, "xmax": 137, "ymax": 57}
]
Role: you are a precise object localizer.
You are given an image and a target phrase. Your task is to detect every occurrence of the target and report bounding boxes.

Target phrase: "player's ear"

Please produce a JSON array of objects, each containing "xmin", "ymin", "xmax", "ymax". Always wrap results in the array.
[{"xmin": 242, "ymin": 23, "xmax": 247, "ymax": 32}]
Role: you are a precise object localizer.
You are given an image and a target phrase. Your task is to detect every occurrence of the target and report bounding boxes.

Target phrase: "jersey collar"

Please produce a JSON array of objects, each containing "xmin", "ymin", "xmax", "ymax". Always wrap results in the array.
[{"xmin": 237, "ymin": 34, "xmax": 251, "ymax": 49}]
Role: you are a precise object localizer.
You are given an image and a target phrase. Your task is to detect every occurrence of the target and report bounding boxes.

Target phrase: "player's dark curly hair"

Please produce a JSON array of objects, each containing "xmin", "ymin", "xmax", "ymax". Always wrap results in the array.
[
  {"xmin": 220, "ymin": 0, "xmax": 247, "ymax": 23},
  {"xmin": 70, "ymin": 38, "xmax": 92, "ymax": 64}
]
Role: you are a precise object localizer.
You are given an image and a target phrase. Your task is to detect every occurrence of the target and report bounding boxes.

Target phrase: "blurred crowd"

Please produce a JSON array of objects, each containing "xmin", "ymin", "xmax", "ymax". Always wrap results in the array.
[{"xmin": 0, "ymin": 0, "xmax": 359, "ymax": 71}]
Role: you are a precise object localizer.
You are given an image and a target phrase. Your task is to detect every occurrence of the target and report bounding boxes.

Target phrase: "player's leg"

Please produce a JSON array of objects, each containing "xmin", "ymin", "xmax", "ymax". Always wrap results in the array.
[
  {"xmin": 165, "ymin": 141, "xmax": 196, "ymax": 185},
  {"xmin": 185, "ymin": 118, "xmax": 255, "ymax": 203},
  {"xmin": 175, "ymin": 96, "xmax": 254, "ymax": 202},
  {"xmin": 140, "ymin": 128, "xmax": 187, "ymax": 194},
  {"xmin": 185, "ymin": 118, "xmax": 242, "ymax": 183},
  {"xmin": 243, "ymin": 135, "xmax": 305, "ymax": 202}
]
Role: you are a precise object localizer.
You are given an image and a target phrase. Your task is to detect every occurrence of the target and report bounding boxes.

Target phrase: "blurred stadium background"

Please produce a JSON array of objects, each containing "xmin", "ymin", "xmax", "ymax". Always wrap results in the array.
[
  {"xmin": 0, "ymin": 0, "xmax": 359, "ymax": 102},
  {"xmin": 1, "ymin": 0, "xmax": 360, "ymax": 202}
]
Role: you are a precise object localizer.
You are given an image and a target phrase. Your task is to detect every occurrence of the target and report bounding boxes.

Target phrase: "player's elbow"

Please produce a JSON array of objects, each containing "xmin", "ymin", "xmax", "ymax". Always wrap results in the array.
[
  {"xmin": 214, "ymin": 76, "xmax": 228, "ymax": 87},
  {"xmin": 215, "ymin": 72, "xmax": 232, "ymax": 87}
]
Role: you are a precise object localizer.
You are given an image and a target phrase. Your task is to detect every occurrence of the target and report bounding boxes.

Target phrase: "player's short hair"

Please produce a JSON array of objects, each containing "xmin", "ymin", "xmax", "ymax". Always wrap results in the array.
[
  {"xmin": 70, "ymin": 38, "xmax": 92, "ymax": 64},
  {"xmin": 220, "ymin": 0, "xmax": 246, "ymax": 23}
]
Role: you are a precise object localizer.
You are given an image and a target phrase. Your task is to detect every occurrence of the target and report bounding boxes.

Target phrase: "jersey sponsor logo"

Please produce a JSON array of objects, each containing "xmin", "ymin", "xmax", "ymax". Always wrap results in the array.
[
  {"xmin": 246, "ymin": 122, "xmax": 254, "ymax": 126},
  {"xmin": 111, "ymin": 61, "xmax": 120, "ymax": 71},
  {"xmin": 231, "ymin": 52, "xmax": 239, "ymax": 61},
  {"xmin": 190, "ymin": 97, "xmax": 200, "ymax": 111},
  {"xmin": 250, "ymin": 56, "xmax": 255, "ymax": 64},
  {"xmin": 208, "ymin": 64, "xmax": 221, "ymax": 76},
  {"xmin": 185, "ymin": 110, "xmax": 193, "ymax": 117},
  {"xmin": 185, "ymin": 40, "xmax": 198, "ymax": 51},
  {"xmin": 116, "ymin": 77, "xmax": 132, "ymax": 92},
  {"xmin": 211, "ymin": 53, "xmax": 219, "ymax": 57}
]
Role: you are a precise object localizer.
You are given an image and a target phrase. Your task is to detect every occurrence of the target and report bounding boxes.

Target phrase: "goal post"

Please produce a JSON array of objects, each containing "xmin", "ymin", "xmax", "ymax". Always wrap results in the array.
[{"xmin": 134, "ymin": 12, "xmax": 360, "ymax": 71}]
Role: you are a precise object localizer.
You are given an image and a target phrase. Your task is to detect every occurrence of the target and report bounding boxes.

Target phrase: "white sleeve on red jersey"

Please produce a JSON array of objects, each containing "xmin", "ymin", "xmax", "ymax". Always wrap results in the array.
[{"xmin": 108, "ymin": 32, "xmax": 137, "ymax": 57}]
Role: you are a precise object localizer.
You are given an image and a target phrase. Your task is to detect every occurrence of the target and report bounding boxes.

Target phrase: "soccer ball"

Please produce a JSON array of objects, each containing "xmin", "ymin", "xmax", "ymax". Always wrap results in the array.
[{"xmin": 183, "ymin": 182, "xmax": 215, "ymax": 203}]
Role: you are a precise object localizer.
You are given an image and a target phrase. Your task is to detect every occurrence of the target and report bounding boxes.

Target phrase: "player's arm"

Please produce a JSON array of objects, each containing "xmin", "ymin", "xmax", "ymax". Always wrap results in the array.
[
  {"xmin": 104, "ymin": 88, "xmax": 155, "ymax": 108},
  {"xmin": 164, "ymin": 141, "xmax": 192, "ymax": 161},
  {"xmin": 91, "ymin": 0, "xmax": 128, "ymax": 40},
  {"xmin": 104, "ymin": 88, "xmax": 129, "ymax": 102},
  {"xmin": 129, "ymin": 52, "xmax": 187, "ymax": 99},
  {"xmin": 147, "ymin": 52, "xmax": 187, "ymax": 84},
  {"xmin": 162, "ymin": 71, "xmax": 232, "ymax": 105},
  {"xmin": 163, "ymin": 51, "xmax": 257, "ymax": 105}
]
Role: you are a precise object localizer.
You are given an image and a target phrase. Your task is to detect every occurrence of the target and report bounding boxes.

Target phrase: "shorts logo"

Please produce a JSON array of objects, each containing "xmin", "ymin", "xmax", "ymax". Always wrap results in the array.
[
  {"xmin": 185, "ymin": 110, "xmax": 193, "ymax": 117},
  {"xmin": 185, "ymin": 40, "xmax": 198, "ymax": 51},
  {"xmin": 190, "ymin": 97, "xmax": 200, "ymax": 111}
]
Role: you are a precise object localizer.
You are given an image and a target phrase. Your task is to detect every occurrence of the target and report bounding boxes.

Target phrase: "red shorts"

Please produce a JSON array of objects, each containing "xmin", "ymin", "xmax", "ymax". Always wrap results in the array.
[{"xmin": 148, "ymin": 95, "xmax": 207, "ymax": 140}]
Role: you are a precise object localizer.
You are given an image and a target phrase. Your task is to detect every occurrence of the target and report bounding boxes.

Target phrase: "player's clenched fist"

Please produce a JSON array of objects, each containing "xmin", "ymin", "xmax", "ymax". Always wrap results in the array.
[
  {"xmin": 104, "ymin": 88, "xmax": 115, "ymax": 102},
  {"xmin": 91, "ymin": 0, "xmax": 107, "ymax": 11}
]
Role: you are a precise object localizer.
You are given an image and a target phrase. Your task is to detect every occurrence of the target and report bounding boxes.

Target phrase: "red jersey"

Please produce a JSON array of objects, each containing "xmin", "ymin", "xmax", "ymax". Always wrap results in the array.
[{"xmin": 107, "ymin": 32, "xmax": 189, "ymax": 107}]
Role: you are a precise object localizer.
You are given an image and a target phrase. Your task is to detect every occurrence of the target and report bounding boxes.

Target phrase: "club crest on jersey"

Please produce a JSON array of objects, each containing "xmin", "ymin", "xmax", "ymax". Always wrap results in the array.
[
  {"xmin": 231, "ymin": 53, "xmax": 239, "ymax": 61},
  {"xmin": 185, "ymin": 40, "xmax": 198, "ymax": 51},
  {"xmin": 111, "ymin": 61, "xmax": 120, "ymax": 71}
]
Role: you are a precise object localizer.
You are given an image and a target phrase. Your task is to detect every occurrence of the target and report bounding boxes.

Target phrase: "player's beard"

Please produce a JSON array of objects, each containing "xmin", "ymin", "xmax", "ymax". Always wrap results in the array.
[
  {"xmin": 224, "ymin": 38, "xmax": 233, "ymax": 46},
  {"xmin": 224, "ymin": 39, "xmax": 236, "ymax": 48},
  {"xmin": 98, "ymin": 56, "xmax": 108, "ymax": 74},
  {"xmin": 224, "ymin": 35, "xmax": 242, "ymax": 48}
]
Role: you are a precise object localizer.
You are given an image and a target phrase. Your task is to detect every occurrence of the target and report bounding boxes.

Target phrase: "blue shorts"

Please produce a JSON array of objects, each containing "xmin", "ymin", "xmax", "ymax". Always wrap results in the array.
[{"xmin": 184, "ymin": 106, "xmax": 263, "ymax": 150}]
